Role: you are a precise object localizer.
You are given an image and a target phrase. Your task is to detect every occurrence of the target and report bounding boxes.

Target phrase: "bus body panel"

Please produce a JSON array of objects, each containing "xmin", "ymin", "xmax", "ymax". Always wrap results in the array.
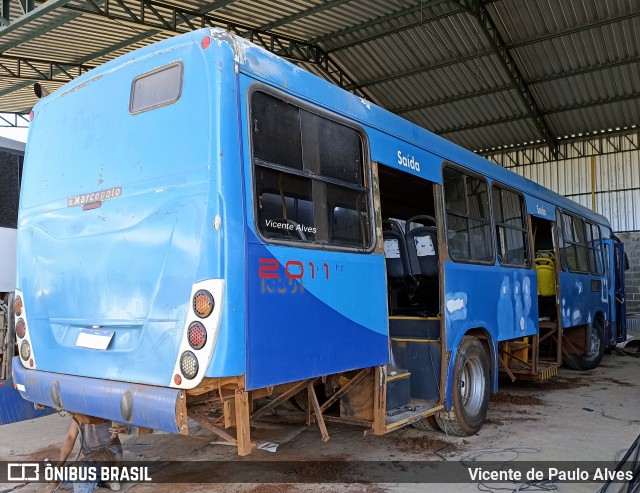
[
  {"xmin": 557, "ymin": 270, "xmax": 609, "ymax": 329},
  {"xmin": 444, "ymin": 262, "xmax": 539, "ymax": 351},
  {"xmin": 245, "ymin": 234, "xmax": 389, "ymax": 390},
  {"xmin": 443, "ymin": 262, "xmax": 539, "ymax": 407},
  {"xmin": 17, "ymin": 34, "xmax": 233, "ymax": 387},
  {"xmin": 238, "ymin": 74, "xmax": 389, "ymax": 390}
]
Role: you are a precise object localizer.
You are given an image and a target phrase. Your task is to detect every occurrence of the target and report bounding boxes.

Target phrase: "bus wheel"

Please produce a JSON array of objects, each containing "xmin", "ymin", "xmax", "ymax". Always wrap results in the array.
[
  {"xmin": 563, "ymin": 319, "xmax": 605, "ymax": 371},
  {"xmin": 435, "ymin": 336, "xmax": 490, "ymax": 436},
  {"xmin": 411, "ymin": 415, "xmax": 441, "ymax": 432}
]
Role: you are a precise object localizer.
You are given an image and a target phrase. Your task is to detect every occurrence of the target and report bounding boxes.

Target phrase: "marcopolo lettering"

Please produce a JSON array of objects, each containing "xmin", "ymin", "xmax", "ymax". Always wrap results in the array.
[
  {"xmin": 68, "ymin": 187, "xmax": 122, "ymax": 207},
  {"xmin": 397, "ymin": 150, "xmax": 421, "ymax": 172}
]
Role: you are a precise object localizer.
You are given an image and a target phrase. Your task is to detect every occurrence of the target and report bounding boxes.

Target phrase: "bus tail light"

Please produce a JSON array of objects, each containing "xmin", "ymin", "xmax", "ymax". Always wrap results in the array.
[
  {"xmin": 170, "ymin": 280, "xmax": 224, "ymax": 389},
  {"xmin": 14, "ymin": 296, "xmax": 23, "ymax": 316},
  {"xmin": 20, "ymin": 341, "xmax": 31, "ymax": 361},
  {"xmin": 187, "ymin": 322, "xmax": 207, "ymax": 350},
  {"xmin": 193, "ymin": 290, "xmax": 214, "ymax": 318},
  {"xmin": 180, "ymin": 351, "xmax": 199, "ymax": 379},
  {"xmin": 14, "ymin": 290, "xmax": 38, "ymax": 369},
  {"xmin": 16, "ymin": 319, "xmax": 26, "ymax": 338}
]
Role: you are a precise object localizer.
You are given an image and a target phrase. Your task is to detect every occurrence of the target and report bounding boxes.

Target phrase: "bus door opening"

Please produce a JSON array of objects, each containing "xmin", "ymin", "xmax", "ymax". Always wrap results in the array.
[
  {"xmin": 531, "ymin": 215, "xmax": 563, "ymax": 368},
  {"xmin": 377, "ymin": 164, "xmax": 443, "ymax": 416}
]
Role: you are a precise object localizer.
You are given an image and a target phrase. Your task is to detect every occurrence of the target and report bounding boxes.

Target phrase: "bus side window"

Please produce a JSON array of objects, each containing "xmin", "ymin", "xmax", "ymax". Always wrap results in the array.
[
  {"xmin": 443, "ymin": 166, "xmax": 493, "ymax": 263},
  {"xmin": 251, "ymin": 91, "xmax": 371, "ymax": 249},
  {"xmin": 492, "ymin": 185, "xmax": 529, "ymax": 267},
  {"xmin": 561, "ymin": 213, "xmax": 589, "ymax": 273}
]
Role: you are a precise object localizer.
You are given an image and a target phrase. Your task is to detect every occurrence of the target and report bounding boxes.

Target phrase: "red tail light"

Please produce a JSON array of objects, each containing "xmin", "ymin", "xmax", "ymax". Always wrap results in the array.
[
  {"xmin": 16, "ymin": 319, "xmax": 26, "ymax": 339},
  {"xmin": 187, "ymin": 322, "xmax": 207, "ymax": 350}
]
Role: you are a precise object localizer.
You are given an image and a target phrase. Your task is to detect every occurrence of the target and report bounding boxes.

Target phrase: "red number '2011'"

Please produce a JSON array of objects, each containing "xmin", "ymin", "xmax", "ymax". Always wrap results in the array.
[{"xmin": 258, "ymin": 258, "xmax": 330, "ymax": 280}]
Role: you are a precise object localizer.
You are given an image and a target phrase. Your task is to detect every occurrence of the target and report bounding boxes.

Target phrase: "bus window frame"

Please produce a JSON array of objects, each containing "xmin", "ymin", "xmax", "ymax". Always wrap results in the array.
[
  {"xmin": 490, "ymin": 181, "xmax": 532, "ymax": 269},
  {"xmin": 129, "ymin": 61, "xmax": 184, "ymax": 115},
  {"xmin": 247, "ymin": 84, "xmax": 376, "ymax": 254},
  {"xmin": 586, "ymin": 220, "xmax": 604, "ymax": 276},
  {"xmin": 441, "ymin": 162, "xmax": 496, "ymax": 266},
  {"xmin": 559, "ymin": 210, "xmax": 591, "ymax": 274}
]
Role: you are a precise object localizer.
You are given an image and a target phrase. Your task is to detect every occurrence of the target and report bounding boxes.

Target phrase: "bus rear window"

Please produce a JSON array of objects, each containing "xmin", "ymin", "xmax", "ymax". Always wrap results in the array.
[
  {"xmin": 251, "ymin": 91, "xmax": 371, "ymax": 250},
  {"xmin": 130, "ymin": 62, "xmax": 183, "ymax": 114}
]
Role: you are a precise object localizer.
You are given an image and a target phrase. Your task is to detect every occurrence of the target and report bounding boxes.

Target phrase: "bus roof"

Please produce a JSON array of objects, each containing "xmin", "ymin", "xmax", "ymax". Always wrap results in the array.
[{"xmin": 32, "ymin": 28, "xmax": 611, "ymax": 229}]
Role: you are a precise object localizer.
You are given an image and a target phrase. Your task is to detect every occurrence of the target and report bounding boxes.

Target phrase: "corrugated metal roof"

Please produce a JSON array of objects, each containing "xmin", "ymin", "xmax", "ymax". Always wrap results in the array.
[{"xmin": 0, "ymin": 0, "xmax": 637, "ymax": 152}]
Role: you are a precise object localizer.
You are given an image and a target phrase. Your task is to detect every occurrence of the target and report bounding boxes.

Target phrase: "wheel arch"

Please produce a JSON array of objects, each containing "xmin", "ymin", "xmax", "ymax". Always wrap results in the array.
[{"xmin": 444, "ymin": 325, "xmax": 498, "ymax": 410}]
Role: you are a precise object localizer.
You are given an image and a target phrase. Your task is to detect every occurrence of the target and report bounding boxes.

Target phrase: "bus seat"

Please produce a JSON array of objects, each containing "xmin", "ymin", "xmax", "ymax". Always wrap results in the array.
[
  {"xmin": 332, "ymin": 206, "xmax": 365, "ymax": 245},
  {"xmin": 383, "ymin": 219, "xmax": 410, "ymax": 280},
  {"xmin": 405, "ymin": 216, "xmax": 438, "ymax": 278}
]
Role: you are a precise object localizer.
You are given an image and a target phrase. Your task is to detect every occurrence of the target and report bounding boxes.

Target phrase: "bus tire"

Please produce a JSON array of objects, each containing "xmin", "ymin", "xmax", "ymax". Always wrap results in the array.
[
  {"xmin": 435, "ymin": 336, "xmax": 490, "ymax": 437},
  {"xmin": 562, "ymin": 319, "xmax": 605, "ymax": 371},
  {"xmin": 411, "ymin": 415, "xmax": 441, "ymax": 432}
]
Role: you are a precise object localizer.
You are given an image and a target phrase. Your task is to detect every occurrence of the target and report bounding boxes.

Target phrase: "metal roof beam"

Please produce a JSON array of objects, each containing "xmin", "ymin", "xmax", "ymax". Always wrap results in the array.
[
  {"xmin": 0, "ymin": 54, "xmax": 94, "ymax": 81},
  {"xmin": 324, "ymin": 2, "xmax": 462, "ymax": 53},
  {"xmin": 530, "ymin": 57, "xmax": 640, "ymax": 85},
  {"xmin": 258, "ymin": 0, "xmax": 353, "ymax": 31},
  {"xmin": 510, "ymin": 11, "xmax": 640, "ymax": 50},
  {"xmin": 309, "ymin": 0, "xmax": 454, "ymax": 45},
  {"xmin": 0, "ymin": 0, "xmax": 73, "ymax": 35},
  {"xmin": 0, "ymin": 112, "xmax": 28, "ymax": 127},
  {"xmin": 452, "ymin": 0, "xmax": 557, "ymax": 157},
  {"xmin": 439, "ymin": 93, "xmax": 640, "ymax": 136},
  {"xmin": 397, "ymin": 84, "xmax": 513, "ymax": 115},
  {"xmin": 59, "ymin": 0, "xmax": 374, "ymax": 102},
  {"xmin": 351, "ymin": 51, "xmax": 639, "ymax": 93},
  {"xmin": 393, "ymin": 56, "xmax": 640, "ymax": 115},
  {"xmin": 0, "ymin": 27, "xmax": 147, "ymax": 101},
  {"xmin": 1, "ymin": 0, "xmax": 9, "ymax": 26},
  {"xmin": 346, "ymin": 50, "xmax": 495, "ymax": 90}
]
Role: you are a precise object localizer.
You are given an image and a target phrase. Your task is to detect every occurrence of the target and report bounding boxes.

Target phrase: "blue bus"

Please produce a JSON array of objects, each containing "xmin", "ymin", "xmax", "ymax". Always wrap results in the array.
[{"xmin": 11, "ymin": 28, "xmax": 626, "ymax": 454}]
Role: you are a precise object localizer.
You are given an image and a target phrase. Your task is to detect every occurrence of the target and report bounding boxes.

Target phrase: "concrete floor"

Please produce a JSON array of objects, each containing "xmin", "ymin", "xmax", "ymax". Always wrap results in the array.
[{"xmin": 1, "ymin": 348, "xmax": 639, "ymax": 493}]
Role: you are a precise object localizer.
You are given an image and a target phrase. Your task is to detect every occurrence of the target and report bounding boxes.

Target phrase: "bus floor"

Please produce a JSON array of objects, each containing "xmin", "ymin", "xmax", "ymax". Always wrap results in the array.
[{"xmin": 1, "ymin": 348, "xmax": 639, "ymax": 493}]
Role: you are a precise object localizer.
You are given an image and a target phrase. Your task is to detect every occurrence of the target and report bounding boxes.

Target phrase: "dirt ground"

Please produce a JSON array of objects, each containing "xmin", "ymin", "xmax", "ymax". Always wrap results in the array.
[{"xmin": 1, "ymin": 350, "xmax": 639, "ymax": 493}]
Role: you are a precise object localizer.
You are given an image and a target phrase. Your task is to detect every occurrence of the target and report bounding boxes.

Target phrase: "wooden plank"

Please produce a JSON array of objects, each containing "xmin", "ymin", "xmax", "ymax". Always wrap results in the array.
[
  {"xmin": 189, "ymin": 410, "xmax": 236, "ymax": 445},
  {"xmin": 498, "ymin": 352, "xmax": 517, "ymax": 382},
  {"xmin": 235, "ymin": 389, "xmax": 256, "ymax": 456},
  {"xmin": 384, "ymin": 404, "xmax": 444, "ymax": 432},
  {"xmin": 307, "ymin": 382, "xmax": 329, "ymax": 443},
  {"xmin": 223, "ymin": 398, "xmax": 236, "ymax": 429},
  {"xmin": 323, "ymin": 415, "xmax": 373, "ymax": 427},
  {"xmin": 371, "ymin": 366, "xmax": 387, "ymax": 435}
]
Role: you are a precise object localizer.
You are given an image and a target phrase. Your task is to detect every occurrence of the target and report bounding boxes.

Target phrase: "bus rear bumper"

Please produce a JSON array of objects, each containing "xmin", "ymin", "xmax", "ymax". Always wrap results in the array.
[{"xmin": 11, "ymin": 357, "xmax": 187, "ymax": 434}]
